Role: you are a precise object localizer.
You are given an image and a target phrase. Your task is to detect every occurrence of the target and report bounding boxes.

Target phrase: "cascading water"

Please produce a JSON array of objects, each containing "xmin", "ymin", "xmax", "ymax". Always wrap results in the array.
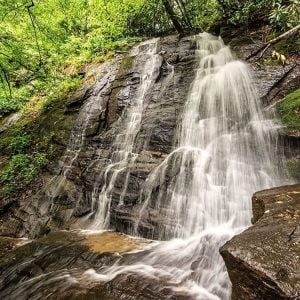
[
  {"xmin": 137, "ymin": 33, "xmax": 288, "ymax": 240},
  {"xmin": 88, "ymin": 39, "xmax": 161, "ymax": 229},
  {"xmin": 82, "ymin": 33, "xmax": 291, "ymax": 299}
]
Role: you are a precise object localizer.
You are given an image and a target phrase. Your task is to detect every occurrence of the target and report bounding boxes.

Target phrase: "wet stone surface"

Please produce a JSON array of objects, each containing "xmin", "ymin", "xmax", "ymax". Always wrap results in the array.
[
  {"xmin": 0, "ymin": 230, "xmax": 193, "ymax": 300},
  {"xmin": 1, "ymin": 33, "xmax": 299, "ymax": 240},
  {"xmin": 220, "ymin": 184, "xmax": 300, "ymax": 300}
]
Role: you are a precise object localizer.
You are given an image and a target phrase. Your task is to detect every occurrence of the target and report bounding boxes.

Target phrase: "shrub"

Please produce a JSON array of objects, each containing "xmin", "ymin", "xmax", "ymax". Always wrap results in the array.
[
  {"xmin": 0, "ymin": 153, "xmax": 47, "ymax": 193},
  {"xmin": 269, "ymin": 0, "xmax": 300, "ymax": 31},
  {"xmin": 7, "ymin": 133, "xmax": 31, "ymax": 154}
]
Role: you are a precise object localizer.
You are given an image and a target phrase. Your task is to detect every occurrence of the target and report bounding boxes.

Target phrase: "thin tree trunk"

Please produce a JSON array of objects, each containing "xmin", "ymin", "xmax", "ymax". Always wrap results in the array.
[
  {"xmin": 174, "ymin": 0, "xmax": 192, "ymax": 29},
  {"xmin": 26, "ymin": 1, "xmax": 42, "ymax": 66},
  {"xmin": 162, "ymin": 0, "xmax": 184, "ymax": 33},
  {"xmin": 0, "ymin": 63, "xmax": 12, "ymax": 97}
]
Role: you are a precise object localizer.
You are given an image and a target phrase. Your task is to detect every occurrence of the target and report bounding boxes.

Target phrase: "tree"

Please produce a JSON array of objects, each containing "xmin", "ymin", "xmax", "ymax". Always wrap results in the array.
[{"xmin": 161, "ymin": 0, "xmax": 184, "ymax": 33}]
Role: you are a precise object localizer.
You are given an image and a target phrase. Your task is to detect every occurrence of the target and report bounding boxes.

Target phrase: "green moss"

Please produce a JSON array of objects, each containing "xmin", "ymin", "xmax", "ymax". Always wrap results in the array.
[
  {"xmin": 266, "ymin": 33, "xmax": 300, "ymax": 55},
  {"xmin": 261, "ymin": 58, "xmax": 281, "ymax": 66},
  {"xmin": 0, "ymin": 77, "xmax": 82, "ymax": 196},
  {"xmin": 275, "ymin": 37, "xmax": 300, "ymax": 55},
  {"xmin": 41, "ymin": 76, "xmax": 81, "ymax": 111},
  {"xmin": 278, "ymin": 88, "xmax": 300, "ymax": 131}
]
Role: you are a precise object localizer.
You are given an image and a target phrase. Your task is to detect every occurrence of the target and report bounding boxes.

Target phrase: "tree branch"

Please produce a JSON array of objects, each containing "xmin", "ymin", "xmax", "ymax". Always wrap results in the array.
[
  {"xmin": 247, "ymin": 24, "xmax": 300, "ymax": 60},
  {"xmin": 0, "ymin": 63, "xmax": 12, "ymax": 97}
]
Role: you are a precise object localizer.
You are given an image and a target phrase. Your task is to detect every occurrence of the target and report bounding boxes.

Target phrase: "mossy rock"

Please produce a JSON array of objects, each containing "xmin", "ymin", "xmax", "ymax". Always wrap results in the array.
[
  {"xmin": 278, "ymin": 88, "xmax": 300, "ymax": 133},
  {"xmin": 0, "ymin": 91, "xmax": 79, "ymax": 197},
  {"xmin": 273, "ymin": 34, "xmax": 300, "ymax": 55}
]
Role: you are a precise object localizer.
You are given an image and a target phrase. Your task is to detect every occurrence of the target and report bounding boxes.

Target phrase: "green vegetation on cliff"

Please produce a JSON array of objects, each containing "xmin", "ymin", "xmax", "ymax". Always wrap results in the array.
[
  {"xmin": 0, "ymin": 0, "xmax": 299, "ymax": 116},
  {"xmin": 278, "ymin": 88, "xmax": 300, "ymax": 132}
]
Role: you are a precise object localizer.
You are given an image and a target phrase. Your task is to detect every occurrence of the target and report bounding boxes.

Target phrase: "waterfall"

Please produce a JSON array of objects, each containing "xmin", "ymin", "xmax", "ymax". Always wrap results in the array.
[
  {"xmin": 2, "ymin": 33, "xmax": 295, "ymax": 300},
  {"xmin": 88, "ymin": 39, "xmax": 161, "ymax": 229},
  {"xmin": 136, "ymin": 33, "xmax": 288, "ymax": 240},
  {"xmin": 83, "ymin": 33, "xmax": 291, "ymax": 299}
]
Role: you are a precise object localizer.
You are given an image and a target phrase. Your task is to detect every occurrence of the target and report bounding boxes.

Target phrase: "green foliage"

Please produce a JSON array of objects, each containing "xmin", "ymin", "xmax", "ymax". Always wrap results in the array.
[
  {"xmin": 41, "ymin": 76, "xmax": 81, "ymax": 111},
  {"xmin": 0, "ymin": 153, "xmax": 47, "ymax": 193},
  {"xmin": 7, "ymin": 132, "xmax": 31, "ymax": 154},
  {"xmin": 278, "ymin": 88, "xmax": 300, "ymax": 131},
  {"xmin": 0, "ymin": 0, "xmax": 144, "ymax": 116},
  {"xmin": 217, "ymin": 0, "xmax": 299, "ymax": 31},
  {"xmin": 0, "ymin": 0, "xmax": 297, "ymax": 117},
  {"xmin": 269, "ymin": 0, "xmax": 300, "ymax": 31},
  {"xmin": 0, "ymin": 85, "xmax": 33, "ymax": 116}
]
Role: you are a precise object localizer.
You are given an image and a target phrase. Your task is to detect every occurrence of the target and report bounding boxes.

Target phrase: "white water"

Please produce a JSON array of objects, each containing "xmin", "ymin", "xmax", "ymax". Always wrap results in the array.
[
  {"xmin": 88, "ymin": 39, "xmax": 161, "ymax": 229},
  {"xmin": 83, "ymin": 33, "xmax": 291, "ymax": 299}
]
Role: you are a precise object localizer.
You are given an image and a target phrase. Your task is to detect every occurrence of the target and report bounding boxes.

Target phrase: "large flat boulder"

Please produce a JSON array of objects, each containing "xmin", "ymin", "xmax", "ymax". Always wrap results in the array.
[{"xmin": 220, "ymin": 184, "xmax": 300, "ymax": 300}]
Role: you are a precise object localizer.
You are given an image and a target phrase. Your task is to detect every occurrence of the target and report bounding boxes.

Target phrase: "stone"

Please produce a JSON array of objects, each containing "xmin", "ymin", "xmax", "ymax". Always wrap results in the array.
[
  {"xmin": 1, "ymin": 33, "xmax": 299, "ymax": 246},
  {"xmin": 220, "ymin": 184, "xmax": 300, "ymax": 300}
]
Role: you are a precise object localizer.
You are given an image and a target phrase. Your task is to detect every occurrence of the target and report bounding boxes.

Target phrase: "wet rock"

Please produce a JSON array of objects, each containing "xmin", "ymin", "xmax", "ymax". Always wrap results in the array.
[
  {"xmin": 30, "ymin": 35, "xmax": 196, "ymax": 235},
  {"xmin": 65, "ymin": 86, "xmax": 92, "ymax": 112},
  {"xmin": 220, "ymin": 184, "xmax": 300, "ymax": 300},
  {"xmin": 0, "ymin": 230, "xmax": 192, "ymax": 300}
]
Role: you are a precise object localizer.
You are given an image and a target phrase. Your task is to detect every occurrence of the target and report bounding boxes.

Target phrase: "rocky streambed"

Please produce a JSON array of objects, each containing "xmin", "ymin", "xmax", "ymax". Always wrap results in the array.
[
  {"xmin": 0, "ymin": 230, "xmax": 194, "ymax": 300},
  {"xmin": 0, "ymin": 184, "xmax": 299, "ymax": 299}
]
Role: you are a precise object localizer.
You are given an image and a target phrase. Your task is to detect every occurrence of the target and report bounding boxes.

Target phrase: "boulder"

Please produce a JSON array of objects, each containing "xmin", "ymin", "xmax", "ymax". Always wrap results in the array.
[{"xmin": 220, "ymin": 184, "xmax": 300, "ymax": 300}]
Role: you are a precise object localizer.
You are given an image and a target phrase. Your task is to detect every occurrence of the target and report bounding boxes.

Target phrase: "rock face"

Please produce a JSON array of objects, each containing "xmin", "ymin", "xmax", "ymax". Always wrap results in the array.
[
  {"xmin": 0, "ymin": 35, "xmax": 197, "ymax": 238},
  {"xmin": 0, "ymin": 33, "xmax": 299, "ymax": 239},
  {"xmin": 220, "ymin": 184, "xmax": 300, "ymax": 300}
]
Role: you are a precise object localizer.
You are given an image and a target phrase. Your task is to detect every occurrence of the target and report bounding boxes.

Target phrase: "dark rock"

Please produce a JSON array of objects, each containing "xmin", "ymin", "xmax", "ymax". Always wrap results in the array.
[
  {"xmin": 220, "ymin": 184, "xmax": 300, "ymax": 300},
  {"xmin": 0, "ymin": 230, "xmax": 192, "ymax": 300}
]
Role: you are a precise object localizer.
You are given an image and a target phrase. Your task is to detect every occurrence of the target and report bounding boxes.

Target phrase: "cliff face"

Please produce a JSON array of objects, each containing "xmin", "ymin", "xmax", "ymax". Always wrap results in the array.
[
  {"xmin": 0, "ymin": 32, "xmax": 299, "ymax": 239},
  {"xmin": 220, "ymin": 184, "xmax": 300, "ymax": 300},
  {"xmin": 0, "ymin": 31, "xmax": 299, "ymax": 300},
  {"xmin": 0, "ymin": 35, "xmax": 197, "ymax": 238}
]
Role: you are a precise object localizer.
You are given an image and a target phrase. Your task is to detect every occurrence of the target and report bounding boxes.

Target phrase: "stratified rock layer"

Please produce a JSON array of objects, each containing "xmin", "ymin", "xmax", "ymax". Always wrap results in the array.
[
  {"xmin": 0, "ymin": 33, "xmax": 299, "ymax": 239},
  {"xmin": 220, "ymin": 184, "xmax": 300, "ymax": 300}
]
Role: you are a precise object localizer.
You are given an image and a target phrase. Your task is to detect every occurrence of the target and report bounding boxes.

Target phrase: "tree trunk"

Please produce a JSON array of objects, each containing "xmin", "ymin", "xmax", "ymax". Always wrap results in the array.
[
  {"xmin": 162, "ymin": 0, "xmax": 184, "ymax": 33},
  {"xmin": 174, "ymin": 0, "xmax": 192, "ymax": 29}
]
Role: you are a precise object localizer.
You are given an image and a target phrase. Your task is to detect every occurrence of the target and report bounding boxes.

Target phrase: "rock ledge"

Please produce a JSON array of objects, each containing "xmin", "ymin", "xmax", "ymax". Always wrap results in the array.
[{"xmin": 220, "ymin": 184, "xmax": 300, "ymax": 300}]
